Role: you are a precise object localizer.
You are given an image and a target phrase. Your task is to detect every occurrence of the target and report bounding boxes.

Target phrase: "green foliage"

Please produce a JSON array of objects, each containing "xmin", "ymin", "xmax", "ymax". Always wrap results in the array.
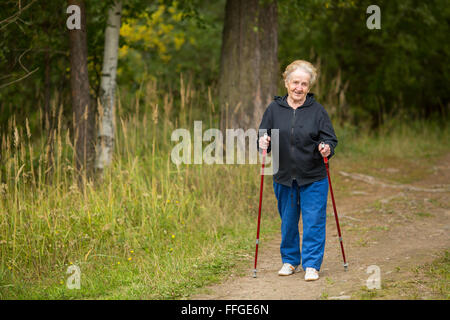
[
  {"xmin": 279, "ymin": 0, "xmax": 450, "ymax": 125},
  {"xmin": 0, "ymin": 0, "xmax": 225, "ymax": 138},
  {"xmin": 0, "ymin": 1, "xmax": 68, "ymax": 134},
  {"xmin": 117, "ymin": 0, "xmax": 224, "ymax": 93},
  {"xmin": 0, "ymin": 0, "xmax": 119, "ymax": 137}
]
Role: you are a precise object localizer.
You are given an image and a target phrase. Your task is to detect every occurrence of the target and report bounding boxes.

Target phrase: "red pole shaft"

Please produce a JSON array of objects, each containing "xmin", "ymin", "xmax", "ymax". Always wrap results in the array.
[
  {"xmin": 253, "ymin": 149, "xmax": 266, "ymax": 277},
  {"xmin": 324, "ymin": 157, "xmax": 348, "ymax": 270}
]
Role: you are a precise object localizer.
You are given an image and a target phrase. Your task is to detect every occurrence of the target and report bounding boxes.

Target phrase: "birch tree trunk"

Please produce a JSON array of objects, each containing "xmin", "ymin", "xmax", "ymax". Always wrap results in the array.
[{"xmin": 95, "ymin": 1, "xmax": 122, "ymax": 177}]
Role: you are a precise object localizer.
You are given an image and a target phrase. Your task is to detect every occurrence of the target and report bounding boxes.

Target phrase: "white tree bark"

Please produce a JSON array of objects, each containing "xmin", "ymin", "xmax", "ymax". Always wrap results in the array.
[{"xmin": 95, "ymin": 1, "xmax": 122, "ymax": 174}]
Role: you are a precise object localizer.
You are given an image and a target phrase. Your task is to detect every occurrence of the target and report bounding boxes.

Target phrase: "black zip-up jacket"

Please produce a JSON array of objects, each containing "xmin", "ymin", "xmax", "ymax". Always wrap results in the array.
[{"xmin": 258, "ymin": 93, "xmax": 338, "ymax": 187}]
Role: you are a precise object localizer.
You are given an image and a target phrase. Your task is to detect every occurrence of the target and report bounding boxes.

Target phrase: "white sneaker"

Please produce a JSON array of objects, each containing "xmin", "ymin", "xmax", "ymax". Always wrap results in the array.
[
  {"xmin": 278, "ymin": 263, "xmax": 300, "ymax": 276},
  {"xmin": 304, "ymin": 267, "xmax": 319, "ymax": 281}
]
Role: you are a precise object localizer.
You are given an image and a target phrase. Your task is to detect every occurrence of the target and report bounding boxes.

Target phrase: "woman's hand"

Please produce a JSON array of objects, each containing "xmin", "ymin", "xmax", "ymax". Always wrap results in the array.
[
  {"xmin": 259, "ymin": 134, "xmax": 271, "ymax": 150},
  {"xmin": 318, "ymin": 142, "xmax": 331, "ymax": 158}
]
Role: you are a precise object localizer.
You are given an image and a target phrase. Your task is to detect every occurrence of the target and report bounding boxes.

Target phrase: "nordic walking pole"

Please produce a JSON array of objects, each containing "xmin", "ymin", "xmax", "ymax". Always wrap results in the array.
[
  {"xmin": 253, "ymin": 135, "xmax": 268, "ymax": 278},
  {"xmin": 321, "ymin": 142, "xmax": 348, "ymax": 271}
]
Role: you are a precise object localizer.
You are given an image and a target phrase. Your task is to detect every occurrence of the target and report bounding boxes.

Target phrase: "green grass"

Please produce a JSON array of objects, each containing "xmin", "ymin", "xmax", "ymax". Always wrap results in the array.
[
  {"xmin": 0, "ymin": 82, "xmax": 448, "ymax": 299},
  {"xmin": 0, "ymin": 145, "xmax": 280, "ymax": 299},
  {"xmin": 333, "ymin": 119, "xmax": 450, "ymax": 184}
]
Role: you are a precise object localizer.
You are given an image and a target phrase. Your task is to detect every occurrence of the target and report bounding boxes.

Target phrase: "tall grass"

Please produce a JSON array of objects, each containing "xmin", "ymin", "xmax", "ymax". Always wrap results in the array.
[
  {"xmin": 0, "ymin": 78, "xmax": 279, "ymax": 299},
  {"xmin": 334, "ymin": 118, "xmax": 450, "ymax": 160}
]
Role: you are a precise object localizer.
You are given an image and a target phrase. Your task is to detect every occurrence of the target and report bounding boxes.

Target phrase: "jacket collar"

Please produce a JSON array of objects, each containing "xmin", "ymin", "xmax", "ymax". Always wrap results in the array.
[{"xmin": 274, "ymin": 93, "xmax": 315, "ymax": 109}]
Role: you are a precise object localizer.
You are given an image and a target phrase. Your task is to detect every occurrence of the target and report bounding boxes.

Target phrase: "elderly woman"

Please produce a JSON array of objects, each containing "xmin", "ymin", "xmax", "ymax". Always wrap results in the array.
[{"xmin": 258, "ymin": 60, "xmax": 338, "ymax": 281}]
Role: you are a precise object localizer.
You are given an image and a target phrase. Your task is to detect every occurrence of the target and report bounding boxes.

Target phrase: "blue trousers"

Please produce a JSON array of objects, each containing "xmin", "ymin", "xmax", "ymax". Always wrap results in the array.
[{"xmin": 273, "ymin": 178, "xmax": 328, "ymax": 271}]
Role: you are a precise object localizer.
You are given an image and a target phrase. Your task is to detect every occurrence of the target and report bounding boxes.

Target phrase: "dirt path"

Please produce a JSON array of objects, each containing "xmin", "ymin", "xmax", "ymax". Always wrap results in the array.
[{"xmin": 191, "ymin": 154, "xmax": 450, "ymax": 300}]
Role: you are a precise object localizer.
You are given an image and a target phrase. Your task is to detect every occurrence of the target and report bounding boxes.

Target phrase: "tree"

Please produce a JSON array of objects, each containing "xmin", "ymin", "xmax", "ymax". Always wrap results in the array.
[
  {"xmin": 68, "ymin": 0, "xmax": 96, "ymax": 184},
  {"xmin": 218, "ymin": 0, "xmax": 278, "ymax": 130},
  {"xmin": 95, "ymin": 1, "xmax": 122, "ymax": 178}
]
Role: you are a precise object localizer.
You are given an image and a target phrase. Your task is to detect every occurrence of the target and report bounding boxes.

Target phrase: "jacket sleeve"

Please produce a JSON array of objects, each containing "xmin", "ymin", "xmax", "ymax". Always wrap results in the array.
[
  {"xmin": 257, "ymin": 104, "xmax": 273, "ymax": 153},
  {"xmin": 317, "ymin": 107, "xmax": 338, "ymax": 159}
]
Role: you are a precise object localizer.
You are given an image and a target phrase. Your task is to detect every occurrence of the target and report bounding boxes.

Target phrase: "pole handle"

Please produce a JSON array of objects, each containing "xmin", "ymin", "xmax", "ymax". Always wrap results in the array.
[{"xmin": 320, "ymin": 142, "xmax": 328, "ymax": 164}]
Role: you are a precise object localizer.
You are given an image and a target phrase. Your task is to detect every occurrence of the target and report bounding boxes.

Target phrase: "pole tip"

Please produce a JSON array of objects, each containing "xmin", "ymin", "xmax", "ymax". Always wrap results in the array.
[
  {"xmin": 344, "ymin": 263, "xmax": 349, "ymax": 271},
  {"xmin": 252, "ymin": 270, "xmax": 257, "ymax": 278}
]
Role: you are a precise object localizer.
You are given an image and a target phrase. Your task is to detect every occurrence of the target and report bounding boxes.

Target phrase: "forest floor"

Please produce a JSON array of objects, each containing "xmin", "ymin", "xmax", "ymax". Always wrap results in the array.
[{"xmin": 189, "ymin": 153, "xmax": 450, "ymax": 300}]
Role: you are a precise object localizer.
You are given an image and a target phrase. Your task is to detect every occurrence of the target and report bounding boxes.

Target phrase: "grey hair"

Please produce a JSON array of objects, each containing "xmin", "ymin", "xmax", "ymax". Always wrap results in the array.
[{"xmin": 283, "ymin": 60, "xmax": 318, "ymax": 86}]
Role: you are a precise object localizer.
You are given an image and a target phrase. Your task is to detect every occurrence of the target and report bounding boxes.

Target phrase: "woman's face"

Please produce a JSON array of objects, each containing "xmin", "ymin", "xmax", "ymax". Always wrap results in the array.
[{"xmin": 285, "ymin": 69, "xmax": 311, "ymax": 103}]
